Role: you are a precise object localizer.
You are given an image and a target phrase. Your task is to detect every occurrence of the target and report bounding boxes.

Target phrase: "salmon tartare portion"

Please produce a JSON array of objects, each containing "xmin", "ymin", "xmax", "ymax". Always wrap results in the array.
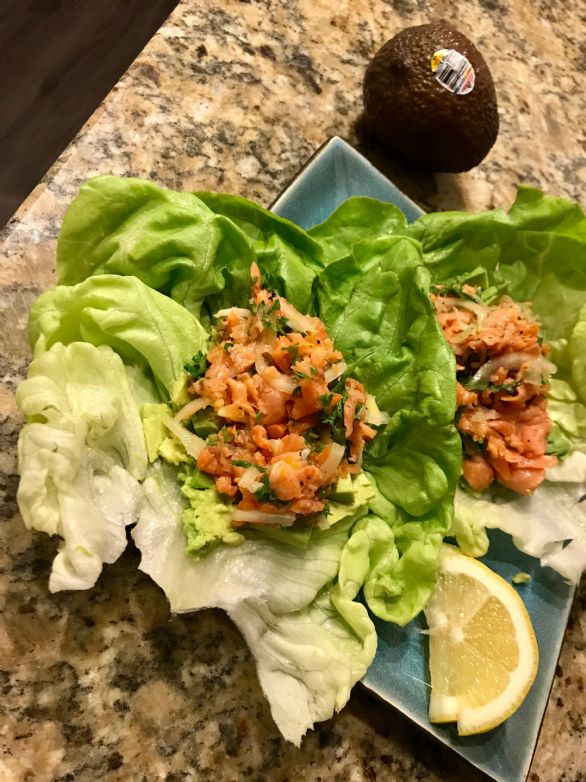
[
  {"xmin": 177, "ymin": 264, "xmax": 385, "ymax": 526},
  {"xmin": 432, "ymin": 285, "xmax": 557, "ymax": 495}
]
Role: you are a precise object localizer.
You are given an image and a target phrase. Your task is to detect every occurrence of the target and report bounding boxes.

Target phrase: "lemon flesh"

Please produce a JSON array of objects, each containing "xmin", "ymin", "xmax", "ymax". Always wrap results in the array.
[{"xmin": 424, "ymin": 545, "xmax": 538, "ymax": 735}]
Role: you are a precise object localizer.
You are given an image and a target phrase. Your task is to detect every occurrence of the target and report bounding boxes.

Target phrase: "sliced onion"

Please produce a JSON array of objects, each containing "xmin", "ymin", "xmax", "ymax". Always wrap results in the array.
[
  {"xmin": 163, "ymin": 415, "xmax": 207, "ymax": 459},
  {"xmin": 174, "ymin": 397, "xmax": 210, "ymax": 423},
  {"xmin": 438, "ymin": 297, "xmax": 488, "ymax": 323},
  {"xmin": 470, "ymin": 352, "xmax": 556, "ymax": 388},
  {"xmin": 255, "ymin": 354, "xmax": 269, "ymax": 375},
  {"xmin": 524, "ymin": 356, "xmax": 557, "ymax": 385},
  {"xmin": 264, "ymin": 371, "xmax": 297, "ymax": 395},
  {"xmin": 233, "ymin": 509, "xmax": 296, "ymax": 526},
  {"xmin": 469, "ymin": 407, "xmax": 499, "ymax": 422},
  {"xmin": 254, "ymin": 356, "xmax": 297, "ymax": 395},
  {"xmin": 277, "ymin": 298, "xmax": 317, "ymax": 334},
  {"xmin": 324, "ymin": 361, "xmax": 346, "ymax": 384},
  {"xmin": 364, "ymin": 395, "xmax": 390, "ymax": 426},
  {"xmin": 319, "ymin": 442, "xmax": 345, "ymax": 483},
  {"xmin": 237, "ymin": 467, "xmax": 263, "ymax": 493},
  {"xmin": 214, "ymin": 307, "xmax": 252, "ymax": 318},
  {"xmin": 450, "ymin": 324, "xmax": 478, "ymax": 345}
]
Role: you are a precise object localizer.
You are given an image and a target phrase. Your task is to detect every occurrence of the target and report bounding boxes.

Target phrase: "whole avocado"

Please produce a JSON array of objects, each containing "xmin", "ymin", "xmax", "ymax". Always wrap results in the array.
[{"xmin": 363, "ymin": 23, "xmax": 499, "ymax": 172}]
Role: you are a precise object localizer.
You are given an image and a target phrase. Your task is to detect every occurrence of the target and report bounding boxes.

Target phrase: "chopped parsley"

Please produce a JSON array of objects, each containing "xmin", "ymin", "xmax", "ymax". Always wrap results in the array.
[
  {"xmin": 275, "ymin": 315, "xmax": 289, "ymax": 336},
  {"xmin": 488, "ymin": 381, "xmax": 521, "ymax": 394},
  {"xmin": 254, "ymin": 473, "xmax": 286, "ymax": 505},
  {"xmin": 184, "ymin": 351, "xmax": 209, "ymax": 380}
]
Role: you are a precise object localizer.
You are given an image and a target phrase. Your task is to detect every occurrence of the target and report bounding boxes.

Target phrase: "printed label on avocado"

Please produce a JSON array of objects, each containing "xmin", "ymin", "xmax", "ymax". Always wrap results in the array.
[{"xmin": 431, "ymin": 48, "xmax": 475, "ymax": 95}]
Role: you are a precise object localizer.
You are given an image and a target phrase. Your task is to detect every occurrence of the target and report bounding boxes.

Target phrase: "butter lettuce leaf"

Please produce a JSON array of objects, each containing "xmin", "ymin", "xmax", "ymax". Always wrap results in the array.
[
  {"xmin": 308, "ymin": 196, "xmax": 407, "ymax": 266},
  {"xmin": 28, "ymin": 274, "xmax": 207, "ymax": 398},
  {"xmin": 196, "ymin": 191, "xmax": 325, "ymax": 313},
  {"xmin": 17, "ymin": 178, "xmax": 480, "ymax": 744},
  {"xmin": 56, "ymin": 175, "xmax": 256, "ymax": 316},
  {"xmin": 133, "ymin": 462, "xmax": 375, "ymax": 745},
  {"xmin": 317, "ymin": 235, "xmax": 461, "ymax": 623},
  {"xmin": 16, "ymin": 342, "xmax": 150, "ymax": 591}
]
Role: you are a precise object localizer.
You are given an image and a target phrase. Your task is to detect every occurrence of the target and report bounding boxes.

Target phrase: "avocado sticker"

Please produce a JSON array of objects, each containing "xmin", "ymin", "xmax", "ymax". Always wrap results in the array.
[{"xmin": 431, "ymin": 48, "xmax": 475, "ymax": 95}]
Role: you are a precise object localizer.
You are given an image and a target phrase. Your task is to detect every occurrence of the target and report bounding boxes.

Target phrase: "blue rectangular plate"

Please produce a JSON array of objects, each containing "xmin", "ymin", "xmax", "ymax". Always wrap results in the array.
[{"xmin": 271, "ymin": 136, "xmax": 575, "ymax": 782}]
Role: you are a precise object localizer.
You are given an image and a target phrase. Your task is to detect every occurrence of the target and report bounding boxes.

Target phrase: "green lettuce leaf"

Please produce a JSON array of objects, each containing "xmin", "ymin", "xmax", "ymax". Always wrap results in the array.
[
  {"xmin": 56, "ymin": 175, "xmax": 256, "ymax": 316},
  {"xmin": 28, "ymin": 274, "xmax": 207, "ymax": 398},
  {"xmin": 308, "ymin": 196, "xmax": 407, "ymax": 266},
  {"xmin": 16, "ymin": 342, "xmax": 151, "ymax": 591},
  {"xmin": 133, "ymin": 462, "xmax": 375, "ymax": 745},
  {"xmin": 196, "ymin": 191, "xmax": 324, "ymax": 313},
  {"xmin": 16, "ymin": 177, "xmax": 470, "ymax": 744},
  {"xmin": 316, "ymin": 235, "xmax": 461, "ymax": 623}
]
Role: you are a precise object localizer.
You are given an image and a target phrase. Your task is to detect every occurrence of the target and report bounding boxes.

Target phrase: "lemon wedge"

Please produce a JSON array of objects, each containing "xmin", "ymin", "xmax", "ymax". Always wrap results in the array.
[{"xmin": 424, "ymin": 544, "xmax": 538, "ymax": 735}]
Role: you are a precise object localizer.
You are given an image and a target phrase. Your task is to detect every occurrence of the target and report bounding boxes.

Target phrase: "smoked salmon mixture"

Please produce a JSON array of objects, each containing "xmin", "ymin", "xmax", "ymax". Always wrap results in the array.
[
  {"xmin": 181, "ymin": 264, "xmax": 384, "ymax": 526},
  {"xmin": 432, "ymin": 285, "xmax": 557, "ymax": 495}
]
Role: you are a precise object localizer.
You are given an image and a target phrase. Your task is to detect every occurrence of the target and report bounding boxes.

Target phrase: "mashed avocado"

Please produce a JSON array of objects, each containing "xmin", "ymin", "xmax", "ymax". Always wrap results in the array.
[
  {"xmin": 181, "ymin": 474, "xmax": 245, "ymax": 554},
  {"xmin": 142, "ymin": 402, "xmax": 191, "ymax": 465}
]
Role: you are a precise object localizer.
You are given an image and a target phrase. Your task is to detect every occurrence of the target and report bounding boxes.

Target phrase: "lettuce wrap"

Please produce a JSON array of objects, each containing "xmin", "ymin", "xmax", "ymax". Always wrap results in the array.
[
  {"xmin": 17, "ymin": 176, "xmax": 460, "ymax": 744},
  {"xmin": 405, "ymin": 186, "xmax": 586, "ymax": 581},
  {"xmin": 306, "ymin": 187, "xmax": 586, "ymax": 581}
]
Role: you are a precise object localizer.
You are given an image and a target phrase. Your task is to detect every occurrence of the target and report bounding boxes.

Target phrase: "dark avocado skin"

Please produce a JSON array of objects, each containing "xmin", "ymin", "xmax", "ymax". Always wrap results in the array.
[{"xmin": 363, "ymin": 23, "xmax": 499, "ymax": 173}]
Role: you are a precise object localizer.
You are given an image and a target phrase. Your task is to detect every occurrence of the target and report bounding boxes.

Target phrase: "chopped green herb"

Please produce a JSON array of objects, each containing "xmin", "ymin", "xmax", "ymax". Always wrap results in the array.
[
  {"xmin": 255, "ymin": 411, "xmax": 264, "ymax": 423},
  {"xmin": 223, "ymin": 341, "xmax": 233, "ymax": 353},
  {"xmin": 487, "ymin": 381, "xmax": 521, "ymax": 394},
  {"xmin": 184, "ymin": 351, "xmax": 208, "ymax": 380},
  {"xmin": 293, "ymin": 369, "xmax": 309, "ymax": 380},
  {"xmin": 275, "ymin": 316, "xmax": 289, "ymax": 336},
  {"xmin": 254, "ymin": 473, "xmax": 286, "ymax": 506},
  {"xmin": 232, "ymin": 459, "xmax": 254, "ymax": 468},
  {"xmin": 285, "ymin": 344, "xmax": 300, "ymax": 363},
  {"xmin": 320, "ymin": 393, "xmax": 333, "ymax": 410},
  {"xmin": 292, "ymin": 385, "xmax": 302, "ymax": 397},
  {"xmin": 322, "ymin": 403, "xmax": 341, "ymax": 427}
]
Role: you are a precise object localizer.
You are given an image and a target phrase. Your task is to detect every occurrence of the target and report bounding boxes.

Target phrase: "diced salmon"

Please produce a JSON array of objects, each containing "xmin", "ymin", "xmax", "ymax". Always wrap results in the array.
[
  {"xmin": 269, "ymin": 460, "xmax": 302, "ymax": 501},
  {"xmin": 258, "ymin": 387, "xmax": 288, "ymax": 425},
  {"xmin": 457, "ymin": 382, "xmax": 478, "ymax": 407},
  {"xmin": 291, "ymin": 379, "xmax": 325, "ymax": 419},
  {"xmin": 266, "ymin": 423, "xmax": 287, "ymax": 438},
  {"xmin": 462, "ymin": 456, "xmax": 494, "ymax": 492},
  {"xmin": 216, "ymin": 476, "xmax": 237, "ymax": 497}
]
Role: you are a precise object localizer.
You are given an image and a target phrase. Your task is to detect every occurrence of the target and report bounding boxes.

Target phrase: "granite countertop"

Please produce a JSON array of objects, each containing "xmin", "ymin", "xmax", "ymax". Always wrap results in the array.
[{"xmin": 1, "ymin": 1, "xmax": 585, "ymax": 780}]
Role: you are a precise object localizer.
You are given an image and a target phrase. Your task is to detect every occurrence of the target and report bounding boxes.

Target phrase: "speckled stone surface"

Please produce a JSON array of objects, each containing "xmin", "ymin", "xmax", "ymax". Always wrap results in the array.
[{"xmin": 1, "ymin": 1, "xmax": 585, "ymax": 780}]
